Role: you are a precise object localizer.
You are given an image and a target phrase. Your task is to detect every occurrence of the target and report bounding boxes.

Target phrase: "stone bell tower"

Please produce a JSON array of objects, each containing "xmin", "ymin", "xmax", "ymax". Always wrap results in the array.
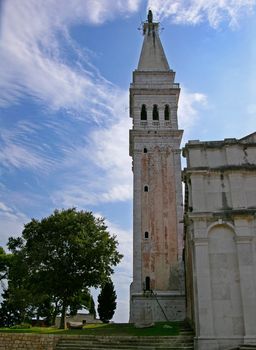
[{"xmin": 129, "ymin": 11, "xmax": 185, "ymax": 324}]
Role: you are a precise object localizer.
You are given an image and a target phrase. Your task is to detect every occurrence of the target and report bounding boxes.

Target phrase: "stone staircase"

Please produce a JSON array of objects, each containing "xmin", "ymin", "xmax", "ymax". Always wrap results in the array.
[
  {"xmin": 230, "ymin": 345, "xmax": 256, "ymax": 350},
  {"xmin": 55, "ymin": 334, "xmax": 194, "ymax": 350}
]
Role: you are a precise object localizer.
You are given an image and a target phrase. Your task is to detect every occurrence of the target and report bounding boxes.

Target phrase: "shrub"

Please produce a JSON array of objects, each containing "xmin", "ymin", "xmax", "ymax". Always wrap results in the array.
[{"xmin": 10, "ymin": 322, "xmax": 32, "ymax": 329}]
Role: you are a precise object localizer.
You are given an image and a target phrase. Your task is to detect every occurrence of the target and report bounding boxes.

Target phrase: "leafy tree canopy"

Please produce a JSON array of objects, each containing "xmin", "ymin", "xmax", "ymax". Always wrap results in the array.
[
  {"xmin": 1, "ymin": 208, "xmax": 122, "ymax": 328},
  {"xmin": 0, "ymin": 247, "xmax": 11, "ymax": 282}
]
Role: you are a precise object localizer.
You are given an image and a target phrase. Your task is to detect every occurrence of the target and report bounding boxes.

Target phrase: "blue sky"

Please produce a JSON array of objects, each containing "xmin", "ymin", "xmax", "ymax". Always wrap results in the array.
[{"xmin": 0, "ymin": 0, "xmax": 256, "ymax": 322}]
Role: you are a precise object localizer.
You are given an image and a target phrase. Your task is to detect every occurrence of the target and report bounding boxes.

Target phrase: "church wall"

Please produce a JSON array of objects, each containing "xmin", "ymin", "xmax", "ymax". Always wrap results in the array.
[
  {"xmin": 208, "ymin": 225, "xmax": 244, "ymax": 337},
  {"xmin": 183, "ymin": 135, "xmax": 256, "ymax": 350},
  {"xmin": 188, "ymin": 170, "xmax": 256, "ymax": 213}
]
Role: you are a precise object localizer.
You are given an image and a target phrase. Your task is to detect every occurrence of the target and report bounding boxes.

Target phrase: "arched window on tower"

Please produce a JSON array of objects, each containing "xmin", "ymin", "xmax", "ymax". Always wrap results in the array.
[
  {"xmin": 145, "ymin": 276, "xmax": 150, "ymax": 291},
  {"xmin": 164, "ymin": 104, "xmax": 170, "ymax": 120},
  {"xmin": 144, "ymin": 185, "xmax": 148, "ymax": 192},
  {"xmin": 152, "ymin": 104, "xmax": 159, "ymax": 120},
  {"xmin": 141, "ymin": 104, "xmax": 147, "ymax": 120}
]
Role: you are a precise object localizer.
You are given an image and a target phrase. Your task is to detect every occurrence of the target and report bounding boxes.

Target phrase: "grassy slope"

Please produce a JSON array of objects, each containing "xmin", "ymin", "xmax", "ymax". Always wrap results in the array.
[{"xmin": 0, "ymin": 322, "xmax": 182, "ymax": 336}]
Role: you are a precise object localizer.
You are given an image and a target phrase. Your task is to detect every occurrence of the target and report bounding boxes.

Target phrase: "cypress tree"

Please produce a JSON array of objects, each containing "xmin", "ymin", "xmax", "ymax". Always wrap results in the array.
[{"xmin": 97, "ymin": 280, "xmax": 117, "ymax": 323}]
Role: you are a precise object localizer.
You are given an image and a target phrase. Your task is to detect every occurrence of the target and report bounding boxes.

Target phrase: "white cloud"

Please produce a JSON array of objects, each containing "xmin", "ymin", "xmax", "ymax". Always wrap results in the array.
[
  {"xmin": 0, "ymin": 0, "xmax": 139, "ymax": 119},
  {"xmin": 87, "ymin": 214, "xmax": 132, "ymax": 322},
  {"xmin": 0, "ymin": 144, "xmax": 48, "ymax": 171},
  {"xmin": 0, "ymin": 203, "xmax": 28, "ymax": 247},
  {"xmin": 51, "ymin": 85, "xmax": 206, "ymax": 207},
  {"xmin": 0, "ymin": 1, "xmax": 207, "ymax": 209},
  {"xmin": 0, "ymin": 202, "xmax": 13, "ymax": 213},
  {"xmin": 179, "ymin": 86, "xmax": 207, "ymax": 131},
  {"xmin": 86, "ymin": 95, "xmax": 133, "ymax": 202},
  {"xmin": 105, "ymin": 218, "xmax": 132, "ymax": 265},
  {"xmin": 51, "ymin": 91, "xmax": 133, "ymax": 207},
  {"xmin": 102, "ymin": 218, "xmax": 132, "ymax": 322},
  {"xmin": 147, "ymin": 0, "xmax": 256, "ymax": 27},
  {"xmin": 75, "ymin": 0, "xmax": 141, "ymax": 24},
  {"xmin": 0, "ymin": 121, "xmax": 56, "ymax": 171}
]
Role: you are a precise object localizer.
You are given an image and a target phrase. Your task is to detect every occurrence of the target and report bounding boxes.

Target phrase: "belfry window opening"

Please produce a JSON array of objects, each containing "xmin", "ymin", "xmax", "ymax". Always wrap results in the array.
[
  {"xmin": 152, "ymin": 104, "xmax": 159, "ymax": 120},
  {"xmin": 141, "ymin": 104, "xmax": 147, "ymax": 120},
  {"xmin": 144, "ymin": 185, "xmax": 148, "ymax": 192},
  {"xmin": 164, "ymin": 104, "xmax": 170, "ymax": 120}
]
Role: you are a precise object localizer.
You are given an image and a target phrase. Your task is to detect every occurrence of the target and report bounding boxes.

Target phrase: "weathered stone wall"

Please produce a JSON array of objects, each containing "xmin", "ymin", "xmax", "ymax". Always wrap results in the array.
[
  {"xmin": 130, "ymin": 293, "xmax": 185, "ymax": 323},
  {"xmin": 129, "ymin": 128, "xmax": 185, "ymax": 323},
  {"xmin": 183, "ymin": 133, "xmax": 256, "ymax": 350},
  {"xmin": 183, "ymin": 196, "xmax": 194, "ymax": 327},
  {"xmin": 141, "ymin": 145, "xmax": 179, "ymax": 291},
  {"xmin": 0, "ymin": 333, "xmax": 59, "ymax": 350}
]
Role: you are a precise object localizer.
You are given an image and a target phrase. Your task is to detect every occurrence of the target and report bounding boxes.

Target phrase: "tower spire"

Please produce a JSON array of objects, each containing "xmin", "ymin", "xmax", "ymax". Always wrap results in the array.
[{"xmin": 137, "ymin": 11, "xmax": 170, "ymax": 71}]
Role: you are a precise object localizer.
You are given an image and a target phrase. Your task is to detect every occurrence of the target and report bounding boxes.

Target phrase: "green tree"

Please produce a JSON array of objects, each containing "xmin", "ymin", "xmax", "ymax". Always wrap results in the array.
[
  {"xmin": 6, "ymin": 208, "xmax": 122, "ymax": 329},
  {"xmin": 68, "ymin": 289, "xmax": 91, "ymax": 316},
  {"xmin": 0, "ymin": 247, "xmax": 9, "ymax": 283},
  {"xmin": 97, "ymin": 280, "xmax": 117, "ymax": 323},
  {"xmin": 0, "ymin": 241, "xmax": 39, "ymax": 326},
  {"xmin": 0, "ymin": 247, "xmax": 12, "ymax": 287},
  {"xmin": 0, "ymin": 290, "xmax": 22, "ymax": 327}
]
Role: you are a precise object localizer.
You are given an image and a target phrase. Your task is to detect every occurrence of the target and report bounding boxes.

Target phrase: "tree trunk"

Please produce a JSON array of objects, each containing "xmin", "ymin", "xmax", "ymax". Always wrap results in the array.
[
  {"xmin": 59, "ymin": 302, "xmax": 67, "ymax": 329},
  {"xmin": 51, "ymin": 301, "xmax": 60, "ymax": 326},
  {"xmin": 20, "ymin": 308, "xmax": 26, "ymax": 324}
]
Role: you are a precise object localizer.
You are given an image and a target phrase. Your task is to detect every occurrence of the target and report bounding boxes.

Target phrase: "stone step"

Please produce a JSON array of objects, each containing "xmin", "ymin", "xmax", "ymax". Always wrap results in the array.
[
  {"xmin": 56, "ymin": 337, "xmax": 194, "ymax": 344},
  {"xmin": 56, "ymin": 346, "xmax": 194, "ymax": 350},
  {"xmin": 229, "ymin": 345, "xmax": 256, "ymax": 350},
  {"xmin": 56, "ymin": 343, "xmax": 194, "ymax": 347},
  {"xmin": 56, "ymin": 344, "xmax": 194, "ymax": 350},
  {"xmin": 56, "ymin": 342, "xmax": 194, "ymax": 346},
  {"xmin": 56, "ymin": 340, "xmax": 194, "ymax": 345},
  {"xmin": 58, "ymin": 341, "xmax": 193, "ymax": 349},
  {"xmin": 56, "ymin": 336, "xmax": 194, "ymax": 350},
  {"xmin": 56, "ymin": 348, "xmax": 194, "ymax": 350},
  {"xmin": 56, "ymin": 342, "xmax": 194, "ymax": 349}
]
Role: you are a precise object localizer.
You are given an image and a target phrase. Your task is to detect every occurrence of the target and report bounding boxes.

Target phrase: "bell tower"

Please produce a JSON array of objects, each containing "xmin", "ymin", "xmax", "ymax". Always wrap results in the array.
[{"xmin": 129, "ymin": 11, "xmax": 185, "ymax": 324}]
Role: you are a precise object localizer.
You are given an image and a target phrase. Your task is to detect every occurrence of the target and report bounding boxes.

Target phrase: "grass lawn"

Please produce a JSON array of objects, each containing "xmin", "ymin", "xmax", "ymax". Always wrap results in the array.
[{"xmin": 0, "ymin": 322, "xmax": 182, "ymax": 336}]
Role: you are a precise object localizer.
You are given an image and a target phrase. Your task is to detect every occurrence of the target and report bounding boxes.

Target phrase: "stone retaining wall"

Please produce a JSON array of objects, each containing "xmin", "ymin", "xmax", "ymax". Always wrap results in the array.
[{"xmin": 0, "ymin": 333, "xmax": 60, "ymax": 350}]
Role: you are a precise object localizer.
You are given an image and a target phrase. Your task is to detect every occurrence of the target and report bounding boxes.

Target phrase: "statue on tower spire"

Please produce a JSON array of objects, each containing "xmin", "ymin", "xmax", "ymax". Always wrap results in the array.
[{"xmin": 147, "ymin": 9, "xmax": 153, "ymax": 23}]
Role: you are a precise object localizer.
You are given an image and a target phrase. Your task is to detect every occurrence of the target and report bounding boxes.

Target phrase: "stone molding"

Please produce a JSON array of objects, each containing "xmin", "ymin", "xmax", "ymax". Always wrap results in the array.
[
  {"xmin": 235, "ymin": 236, "xmax": 254, "ymax": 243},
  {"xmin": 192, "ymin": 237, "xmax": 208, "ymax": 246}
]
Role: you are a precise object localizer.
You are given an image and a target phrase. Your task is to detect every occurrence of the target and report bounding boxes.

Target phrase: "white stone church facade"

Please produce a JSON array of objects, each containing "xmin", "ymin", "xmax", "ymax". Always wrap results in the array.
[
  {"xmin": 129, "ymin": 11, "xmax": 256, "ymax": 350},
  {"xmin": 183, "ymin": 135, "xmax": 256, "ymax": 350}
]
